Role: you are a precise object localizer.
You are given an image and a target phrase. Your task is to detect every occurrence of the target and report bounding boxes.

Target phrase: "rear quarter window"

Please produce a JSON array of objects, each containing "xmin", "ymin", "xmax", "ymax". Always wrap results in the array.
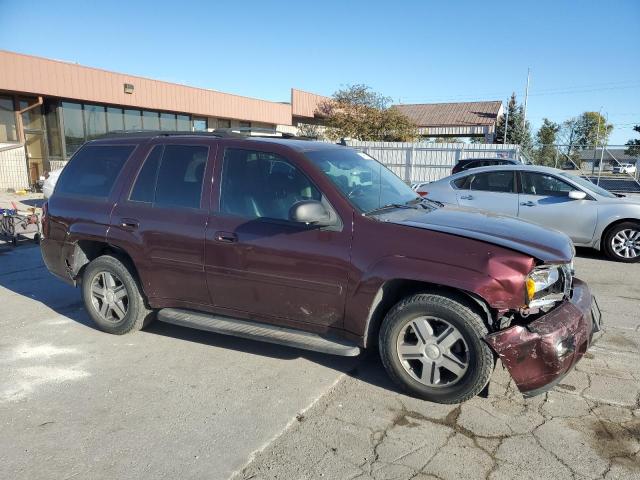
[{"xmin": 55, "ymin": 144, "xmax": 135, "ymax": 198}]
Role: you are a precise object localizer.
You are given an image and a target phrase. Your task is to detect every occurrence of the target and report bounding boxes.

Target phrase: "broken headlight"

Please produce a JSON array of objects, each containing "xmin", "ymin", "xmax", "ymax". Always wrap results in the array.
[{"xmin": 525, "ymin": 264, "xmax": 572, "ymax": 308}]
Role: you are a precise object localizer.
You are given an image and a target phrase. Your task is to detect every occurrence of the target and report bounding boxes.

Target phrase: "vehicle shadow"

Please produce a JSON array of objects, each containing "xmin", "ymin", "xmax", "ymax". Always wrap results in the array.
[
  {"xmin": 574, "ymin": 246, "xmax": 610, "ymax": 262},
  {"xmin": 19, "ymin": 198, "xmax": 45, "ymax": 209},
  {"xmin": 0, "ymin": 244, "xmax": 398, "ymax": 394}
]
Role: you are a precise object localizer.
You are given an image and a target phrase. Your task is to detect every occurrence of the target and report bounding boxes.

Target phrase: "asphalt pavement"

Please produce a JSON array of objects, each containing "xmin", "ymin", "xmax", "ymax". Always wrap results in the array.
[{"xmin": 0, "ymin": 239, "xmax": 638, "ymax": 480}]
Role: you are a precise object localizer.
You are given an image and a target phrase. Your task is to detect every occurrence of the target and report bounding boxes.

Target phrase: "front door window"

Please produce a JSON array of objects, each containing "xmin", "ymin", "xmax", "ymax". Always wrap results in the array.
[{"xmin": 220, "ymin": 149, "xmax": 321, "ymax": 221}]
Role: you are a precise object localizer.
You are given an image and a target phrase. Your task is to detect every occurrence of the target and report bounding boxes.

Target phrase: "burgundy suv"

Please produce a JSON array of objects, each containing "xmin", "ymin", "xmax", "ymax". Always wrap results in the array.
[{"xmin": 41, "ymin": 132, "xmax": 600, "ymax": 403}]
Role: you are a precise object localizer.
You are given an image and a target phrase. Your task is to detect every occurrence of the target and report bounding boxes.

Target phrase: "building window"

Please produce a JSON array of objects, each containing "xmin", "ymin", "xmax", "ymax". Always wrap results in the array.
[
  {"xmin": 142, "ymin": 111, "xmax": 160, "ymax": 130},
  {"xmin": 124, "ymin": 109, "xmax": 142, "ymax": 130},
  {"xmin": 84, "ymin": 104, "xmax": 107, "ymax": 140},
  {"xmin": 176, "ymin": 114, "xmax": 190, "ymax": 131},
  {"xmin": 160, "ymin": 113, "xmax": 177, "ymax": 131},
  {"xmin": 217, "ymin": 118, "xmax": 231, "ymax": 129},
  {"xmin": 239, "ymin": 121, "xmax": 251, "ymax": 130},
  {"xmin": 106, "ymin": 107, "xmax": 124, "ymax": 132},
  {"xmin": 0, "ymin": 96, "xmax": 17, "ymax": 142},
  {"xmin": 61, "ymin": 102, "xmax": 85, "ymax": 156},
  {"xmin": 44, "ymin": 100, "xmax": 63, "ymax": 158},
  {"xmin": 192, "ymin": 117, "xmax": 207, "ymax": 131}
]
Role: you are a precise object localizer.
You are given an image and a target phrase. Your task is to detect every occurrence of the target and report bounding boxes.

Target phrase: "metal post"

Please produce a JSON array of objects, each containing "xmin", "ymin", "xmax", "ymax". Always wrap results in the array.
[
  {"xmin": 503, "ymin": 106, "xmax": 509, "ymax": 146},
  {"xmin": 597, "ymin": 115, "xmax": 607, "ymax": 185},
  {"xmin": 592, "ymin": 109, "xmax": 602, "ymax": 175},
  {"xmin": 522, "ymin": 68, "xmax": 530, "ymax": 131},
  {"xmin": 554, "ymin": 148, "xmax": 559, "ymax": 169}
]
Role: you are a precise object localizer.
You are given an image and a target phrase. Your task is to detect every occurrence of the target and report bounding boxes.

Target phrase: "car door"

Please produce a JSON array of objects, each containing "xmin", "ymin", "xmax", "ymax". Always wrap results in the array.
[
  {"xmin": 205, "ymin": 143, "xmax": 352, "ymax": 329},
  {"xmin": 517, "ymin": 171, "xmax": 597, "ymax": 243},
  {"xmin": 108, "ymin": 139, "xmax": 213, "ymax": 306},
  {"xmin": 454, "ymin": 170, "xmax": 519, "ymax": 216}
]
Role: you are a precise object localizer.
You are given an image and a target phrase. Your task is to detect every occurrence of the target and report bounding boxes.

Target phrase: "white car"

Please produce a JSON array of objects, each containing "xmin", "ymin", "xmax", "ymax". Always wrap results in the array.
[
  {"xmin": 612, "ymin": 163, "xmax": 637, "ymax": 175},
  {"xmin": 416, "ymin": 164, "xmax": 640, "ymax": 262},
  {"xmin": 42, "ymin": 168, "xmax": 63, "ymax": 199}
]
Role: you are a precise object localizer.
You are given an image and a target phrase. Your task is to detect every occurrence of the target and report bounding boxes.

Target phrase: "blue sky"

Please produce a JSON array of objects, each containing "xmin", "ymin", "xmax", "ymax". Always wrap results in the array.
[{"xmin": 1, "ymin": 0, "xmax": 638, "ymax": 144}]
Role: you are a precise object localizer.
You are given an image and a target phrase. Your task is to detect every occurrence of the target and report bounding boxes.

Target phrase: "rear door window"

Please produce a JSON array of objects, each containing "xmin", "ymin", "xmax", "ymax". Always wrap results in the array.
[
  {"xmin": 55, "ymin": 144, "xmax": 135, "ymax": 198},
  {"xmin": 455, "ymin": 171, "xmax": 515, "ymax": 193},
  {"xmin": 129, "ymin": 144, "xmax": 208, "ymax": 209}
]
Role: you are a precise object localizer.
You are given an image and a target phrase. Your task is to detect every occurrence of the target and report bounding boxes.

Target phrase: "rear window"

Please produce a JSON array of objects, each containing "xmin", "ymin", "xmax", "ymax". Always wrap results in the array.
[
  {"xmin": 129, "ymin": 144, "xmax": 208, "ymax": 209},
  {"xmin": 55, "ymin": 145, "xmax": 135, "ymax": 198}
]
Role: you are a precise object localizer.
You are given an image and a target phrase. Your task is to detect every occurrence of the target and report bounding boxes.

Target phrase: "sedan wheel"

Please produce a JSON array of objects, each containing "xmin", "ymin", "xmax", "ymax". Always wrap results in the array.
[
  {"xmin": 611, "ymin": 229, "xmax": 640, "ymax": 260},
  {"xmin": 604, "ymin": 222, "xmax": 640, "ymax": 263}
]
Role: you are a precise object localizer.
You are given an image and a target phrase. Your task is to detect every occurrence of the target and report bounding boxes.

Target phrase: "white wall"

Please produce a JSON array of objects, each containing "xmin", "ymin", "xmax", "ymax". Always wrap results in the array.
[{"xmin": 0, "ymin": 143, "xmax": 29, "ymax": 191}]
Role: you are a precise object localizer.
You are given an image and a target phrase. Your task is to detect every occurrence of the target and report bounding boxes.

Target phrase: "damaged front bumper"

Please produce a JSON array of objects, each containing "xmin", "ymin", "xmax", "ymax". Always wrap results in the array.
[{"xmin": 485, "ymin": 278, "xmax": 601, "ymax": 397}]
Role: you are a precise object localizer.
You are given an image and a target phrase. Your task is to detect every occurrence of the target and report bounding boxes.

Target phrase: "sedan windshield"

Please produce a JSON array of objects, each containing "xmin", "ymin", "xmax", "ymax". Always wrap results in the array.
[
  {"xmin": 305, "ymin": 148, "xmax": 422, "ymax": 213},
  {"xmin": 559, "ymin": 172, "xmax": 617, "ymax": 198}
]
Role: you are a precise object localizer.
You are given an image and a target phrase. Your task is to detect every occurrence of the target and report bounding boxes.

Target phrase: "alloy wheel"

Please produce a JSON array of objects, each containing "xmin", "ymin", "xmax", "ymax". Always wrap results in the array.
[
  {"xmin": 611, "ymin": 229, "xmax": 640, "ymax": 259},
  {"xmin": 90, "ymin": 271, "xmax": 129, "ymax": 322},
  {"xmin": 396, "ymin": 316, "xmax": 469, "ymax": 387}
]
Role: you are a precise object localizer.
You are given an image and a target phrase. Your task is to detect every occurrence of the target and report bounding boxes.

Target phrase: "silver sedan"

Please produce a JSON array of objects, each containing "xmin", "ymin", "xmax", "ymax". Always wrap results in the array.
[{"xmin": 416, "ymin": 165, "xmax": 640, "ymax": 262}]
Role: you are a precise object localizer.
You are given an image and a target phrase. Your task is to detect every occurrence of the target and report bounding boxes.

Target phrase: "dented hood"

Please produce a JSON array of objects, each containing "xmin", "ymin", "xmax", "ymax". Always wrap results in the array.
[{"xmin": 375, "ymin": 205, "xmax": 574, "ymax": 264}]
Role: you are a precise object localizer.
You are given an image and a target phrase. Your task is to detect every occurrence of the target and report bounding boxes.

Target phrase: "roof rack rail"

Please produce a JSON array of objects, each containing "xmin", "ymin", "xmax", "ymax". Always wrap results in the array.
[
  {"xmin": 98, "ymin": 128, "xmax": 315, "ymax": 141},
  {"xmin": 211, "ymin": 127, "xmax": 312, "ymax": 140},
  {"xmin": 100, "ymin": 130, "xmax": 235, "ymax": 138}
]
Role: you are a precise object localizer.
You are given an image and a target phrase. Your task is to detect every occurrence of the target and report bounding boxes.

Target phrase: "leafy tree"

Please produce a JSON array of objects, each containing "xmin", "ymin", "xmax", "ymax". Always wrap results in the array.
[
  {"xmin": 319, "ymin": 84, "xmax": 418, "ymax": 141},
  {"xmin": 296, "ymin": 123, "xmax": 323, "ymax": 139},
  {"xmin": 573, "ymin": 111, "xmax": 613, "ymax": 148},
  {"xmin": 534, "ymin": 118, "xmax": 560, "ymax": 166},
  {"xmin": 494, "ymin": 93, "xmax": 533, "ymax": 153},
  {"xmin": 625, "ymin": 125, "xmax": 640, "ymax": 156}
]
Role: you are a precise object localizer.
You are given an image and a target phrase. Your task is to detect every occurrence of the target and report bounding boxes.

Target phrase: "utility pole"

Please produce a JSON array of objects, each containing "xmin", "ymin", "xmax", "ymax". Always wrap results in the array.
[
  {"xmin": 503, "ymin": 103, "xmax": 510, "ymax": 146},
  {"xmin": 522, "ymin": 68, "xmax": 530, "ymax": 130}
]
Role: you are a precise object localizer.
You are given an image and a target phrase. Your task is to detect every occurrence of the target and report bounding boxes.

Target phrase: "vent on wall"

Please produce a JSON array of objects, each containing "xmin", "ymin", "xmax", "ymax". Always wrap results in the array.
[{"xmin": 123, "ymin": 83, "xmax": 134, "ymax": 94}]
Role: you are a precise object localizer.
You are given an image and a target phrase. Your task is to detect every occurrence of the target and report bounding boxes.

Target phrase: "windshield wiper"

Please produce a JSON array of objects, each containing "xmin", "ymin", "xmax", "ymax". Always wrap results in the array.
[
  {"xmin": 406, "ymin": 196, "xmax": 444, "ymax": 208},
  {"xmin": 419, "ymin": 197, "xmax": 444, "ymax": 208},
  {"xmin": 363, "ymin": 203, "xmax": 414, "ymax": 216}
]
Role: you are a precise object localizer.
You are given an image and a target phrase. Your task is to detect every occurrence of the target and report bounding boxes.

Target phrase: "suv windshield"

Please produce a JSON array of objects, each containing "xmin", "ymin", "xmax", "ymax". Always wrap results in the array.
[
  {"xmin": 305, "ymin": 148, "xmax": 420, "ymax": 213},
  {"xmin": 558, "ymin": 172, "xmax": 617, "ymax": 198}
]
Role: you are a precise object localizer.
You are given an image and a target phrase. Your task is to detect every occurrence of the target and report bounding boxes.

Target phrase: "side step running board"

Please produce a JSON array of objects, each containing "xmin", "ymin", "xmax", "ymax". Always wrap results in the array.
[{"xmin": 158, "ymin": 308, "xmax": 361, "ymax": 357}]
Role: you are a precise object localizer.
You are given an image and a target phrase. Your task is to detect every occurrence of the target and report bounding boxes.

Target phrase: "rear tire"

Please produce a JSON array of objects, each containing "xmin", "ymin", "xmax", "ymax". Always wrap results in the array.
[
  {"xmin": 379, "ymin": 293, "xmax": 494, "ymax": 404},
  {"xmin": 82, "ymin": 255, "xmax": 155, "ymax": 334},
  {"xmin": 603, "ymin": 222, "xmax": 640, "ymax": 263}
]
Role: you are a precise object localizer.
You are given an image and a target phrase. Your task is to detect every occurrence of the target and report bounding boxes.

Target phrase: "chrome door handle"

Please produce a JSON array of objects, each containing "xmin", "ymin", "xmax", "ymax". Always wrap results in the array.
[
  {"xmin": 460, "ymin": 195, "xmax": 474, "ymax": 200},
  {"xmin": 120, "ymin": 218, "xmax": 139, "ymax": 229},
  {"xmin": 215, "ymin": 231, "xmax": 238, "ymax": 243},
  {"xmin": 520, "ymin": 201, "xmax": 535, "ymax": 207}
]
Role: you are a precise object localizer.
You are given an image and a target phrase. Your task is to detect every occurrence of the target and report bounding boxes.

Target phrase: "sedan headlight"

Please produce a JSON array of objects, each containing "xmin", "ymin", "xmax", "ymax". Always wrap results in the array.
[{"xmin": 525, "ymin": 264, "xmax": 572, "ymax": 308}]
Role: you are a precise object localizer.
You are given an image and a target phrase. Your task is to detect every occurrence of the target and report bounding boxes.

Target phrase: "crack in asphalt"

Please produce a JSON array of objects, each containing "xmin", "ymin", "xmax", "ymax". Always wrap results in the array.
[{"xmin": 238, "ymin": 327, "xmax": 640, "ymax": 480}]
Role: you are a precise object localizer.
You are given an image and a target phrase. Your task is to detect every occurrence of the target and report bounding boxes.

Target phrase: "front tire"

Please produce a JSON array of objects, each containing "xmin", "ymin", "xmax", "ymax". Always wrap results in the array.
[
  {"xmin": 379, "ymin": 293, "xmax": 494, "ymax": 404},
  {"xmin": 603, "ymin": 222, "xmax": 640, "ymax": 263},
  {"xmin": 82, "ymin": 255, "xmax": 155, "ymax": 334}
]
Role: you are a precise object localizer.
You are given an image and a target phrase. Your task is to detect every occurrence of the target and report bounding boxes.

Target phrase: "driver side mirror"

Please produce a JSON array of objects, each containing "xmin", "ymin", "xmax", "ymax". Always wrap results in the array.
[
  {"xmin": 568, "ymin": 190, "xmax": 587, "ymax": 200},
  {"xmin": 289, "ymin": 200, "xmax": 334, "ymax": 226}
]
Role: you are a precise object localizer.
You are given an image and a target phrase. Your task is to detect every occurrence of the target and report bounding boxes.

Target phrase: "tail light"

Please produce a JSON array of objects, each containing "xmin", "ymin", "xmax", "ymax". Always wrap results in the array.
[{"xmin": 418, "ymin": 191, "xmax": 428, "ymax": 197}]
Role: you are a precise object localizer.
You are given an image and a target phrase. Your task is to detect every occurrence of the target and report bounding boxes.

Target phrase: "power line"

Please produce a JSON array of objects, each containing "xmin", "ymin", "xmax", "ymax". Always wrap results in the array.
[{"xmin": 397, "ymin": 81, "xmax": 640, "ymax": 103}]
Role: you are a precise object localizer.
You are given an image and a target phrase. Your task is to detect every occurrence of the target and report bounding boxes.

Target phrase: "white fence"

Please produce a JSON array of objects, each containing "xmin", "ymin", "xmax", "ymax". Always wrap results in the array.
[{"xmin": 344, "ymin": 140, "xmax": 522, "ymax": 183}]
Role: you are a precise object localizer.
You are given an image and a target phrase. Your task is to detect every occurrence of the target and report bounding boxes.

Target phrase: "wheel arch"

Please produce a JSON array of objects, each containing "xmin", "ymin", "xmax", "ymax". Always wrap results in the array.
[
  {"xmin": 362, "ymin": 278, "xmax": 495, "ymax": 349},
  {"xmin": 599, "ymin": 217, "xmax": 640, "ymax": 250},
  {"xmin": 69, "ymin": 240, "xmax": 141, "ymax": 286}
]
